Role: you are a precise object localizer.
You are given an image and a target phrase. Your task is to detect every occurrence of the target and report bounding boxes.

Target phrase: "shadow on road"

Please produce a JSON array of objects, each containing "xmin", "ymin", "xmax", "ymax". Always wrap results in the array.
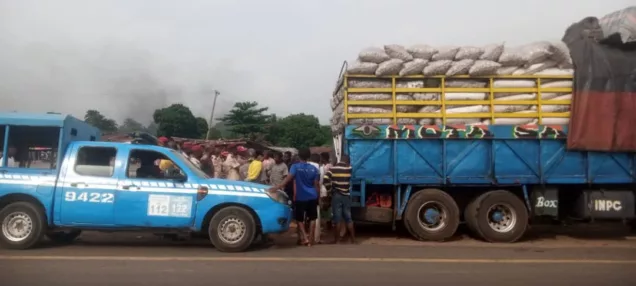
[{"xmin": 34, "ymin": 222, "xmax": 635, "ymax": 250}]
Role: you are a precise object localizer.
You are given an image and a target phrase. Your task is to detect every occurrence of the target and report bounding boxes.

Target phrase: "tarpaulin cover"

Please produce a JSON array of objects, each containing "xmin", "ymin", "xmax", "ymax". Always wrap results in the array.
[{"xmin": 562, "ymin": 17, "xmax": 636, "ymax": 152}]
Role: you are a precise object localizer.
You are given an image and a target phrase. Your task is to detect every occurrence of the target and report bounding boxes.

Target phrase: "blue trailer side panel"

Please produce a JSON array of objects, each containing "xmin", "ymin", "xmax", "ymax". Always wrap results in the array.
[{"xmin": 345, "ymin": 124, "xmax": 636, "ymax": 186}]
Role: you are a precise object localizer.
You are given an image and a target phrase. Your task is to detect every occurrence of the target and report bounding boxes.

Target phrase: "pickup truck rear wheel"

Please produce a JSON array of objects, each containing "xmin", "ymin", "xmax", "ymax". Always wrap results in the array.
[
  {"xmin": 403, "ymin": 189, "xmax": 460, "ymax": 241},
  {"xmin": 466, "ymin": 190, "xmax": 528, "ymax": 243},
  {"xmin": 208, "ymin": 206, "xmax": 256, "ymax": 252},
  {"xmin": 46, "ymin": 230, "xmax": 82, "ymax": 244},
  {"xmin": 0, "ymin": 202, "xmax": 46, "ymax": 250}
]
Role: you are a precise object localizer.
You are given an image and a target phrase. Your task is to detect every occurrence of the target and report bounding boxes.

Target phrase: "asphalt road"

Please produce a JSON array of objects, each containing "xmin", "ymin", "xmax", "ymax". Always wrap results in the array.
[{"xmin": 1, "ymin": 230, "xmax": 636, "ymax": 286}]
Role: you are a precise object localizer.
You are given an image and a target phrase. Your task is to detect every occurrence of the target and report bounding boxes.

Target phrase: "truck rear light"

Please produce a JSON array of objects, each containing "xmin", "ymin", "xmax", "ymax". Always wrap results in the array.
[{"xmin": 197, "ymin": 186, "xmax": 208, "ymax": 201}]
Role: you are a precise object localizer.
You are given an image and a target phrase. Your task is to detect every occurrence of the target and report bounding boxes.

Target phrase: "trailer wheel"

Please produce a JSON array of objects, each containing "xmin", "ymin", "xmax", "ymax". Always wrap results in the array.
[
  {"xmin": 0, "ymin": 202, "xmax": 47, "ymax": 250},
  {"xmin": 464, "ymin": 193, "xmax": 485, "ymax": 239},
  {"xmin": 208, "ymin": 206, "xmax": 256, "ymax": 252},
  {"xmin": 467, "ymin": 190, "xmax": 528, "ymax": 243},
  {"xmin": 46, "ymin": 230, "xmax": 82, "ymax": 244},
  {"xmin": 403, "ymin": 189, "xmax": 460, "ymax": 241}
]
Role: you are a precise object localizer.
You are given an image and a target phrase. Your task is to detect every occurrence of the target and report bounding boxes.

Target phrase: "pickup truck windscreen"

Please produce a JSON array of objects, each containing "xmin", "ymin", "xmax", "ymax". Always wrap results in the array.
[{"xmin": 170, "ymin": 150, "xmax": 210, "ymax": 179}]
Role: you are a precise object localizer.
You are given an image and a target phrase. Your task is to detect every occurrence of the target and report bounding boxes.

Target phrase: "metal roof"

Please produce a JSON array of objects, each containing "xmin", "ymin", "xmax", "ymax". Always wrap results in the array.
[{"xmin": 0, "ymin": 112, "xmax": 71, "ymax": 127}]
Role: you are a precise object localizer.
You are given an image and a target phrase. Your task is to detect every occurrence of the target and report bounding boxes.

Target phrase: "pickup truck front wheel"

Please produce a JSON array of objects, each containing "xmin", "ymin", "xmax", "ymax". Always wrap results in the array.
[
  {"xmin": 208, "ymin": 206, "xmax": 256, "ymax": 252},
  {"xmin": 0, "ymin": 202, "xmax": 46, "ymax": 250}
]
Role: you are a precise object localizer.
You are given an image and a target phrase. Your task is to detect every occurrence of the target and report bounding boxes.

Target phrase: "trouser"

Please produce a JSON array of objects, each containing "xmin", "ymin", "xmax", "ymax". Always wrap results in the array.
[{"xmin": 314, "ymin": 206, "xmax": 321, "ymax": 242}]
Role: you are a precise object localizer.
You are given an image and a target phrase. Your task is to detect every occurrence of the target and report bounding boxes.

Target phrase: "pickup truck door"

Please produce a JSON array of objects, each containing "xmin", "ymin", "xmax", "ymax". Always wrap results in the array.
[
  {"xmin": 58, "ymin": 144, "xmax": 118, "ymax": 226},
  {"xmin": 113, "ymin": 148, "xmax": 197, "ymax": 228}
]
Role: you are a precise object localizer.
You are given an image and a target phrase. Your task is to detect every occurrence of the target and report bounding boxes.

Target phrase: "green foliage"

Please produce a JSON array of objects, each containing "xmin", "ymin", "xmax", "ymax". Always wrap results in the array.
[
  {"xmin": 84, "ymin": 110, "xmax": 118, "ymax": 133},
  {"xmin": 85, "ymin": 101, "xmax": 330, "ymax": 148},
  {"xmin": 218, "ymin": 101, "xmax": 272, "ymax": 140},
  {"xmin": 195, "ymin": 117, "xmax": 209, "ymax": 139},
  {"xmin": 152, "ymin": 104, "xmax": 201, "ymax": 138},
  {"xmin": 118, "ymin": 118, "xmax": 146, "ymax": 133},
  {"xmin": 206, "ymin": 127, "xmax": 224, "ymax": 140},
  {"xmin": 146, "ymin": 122, "xmax": 158, "ymax": 135},
  {"xmin": 268, "ymin": 113, "xmax": 329, "ymax": 149}
]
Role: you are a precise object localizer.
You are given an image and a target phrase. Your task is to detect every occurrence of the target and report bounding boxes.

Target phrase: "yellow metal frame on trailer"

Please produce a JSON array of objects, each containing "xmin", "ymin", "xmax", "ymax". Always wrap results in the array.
[{"xmin": 343, "ymin": 74, "xmax": 573, "ymax": 125}]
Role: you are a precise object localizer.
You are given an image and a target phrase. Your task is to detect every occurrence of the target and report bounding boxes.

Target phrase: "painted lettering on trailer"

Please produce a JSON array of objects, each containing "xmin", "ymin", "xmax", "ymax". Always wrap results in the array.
[
  {"xmin": 535, "ymin": 197, "xmax": 558, "ymax": 208},
  {"xmin": 64, "ymin": 191, "xmax": 115, "ymax": 203},
  {"xmin": 593, "ymin": 200, "xmax": 622, "ymax": 211}
]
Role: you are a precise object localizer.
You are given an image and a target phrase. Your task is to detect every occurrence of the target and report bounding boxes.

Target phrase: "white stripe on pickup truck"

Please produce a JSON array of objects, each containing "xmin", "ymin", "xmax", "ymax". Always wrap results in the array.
[{"xmin": 0, "ymin": 175, "xmax": 269, "ymax": 198}]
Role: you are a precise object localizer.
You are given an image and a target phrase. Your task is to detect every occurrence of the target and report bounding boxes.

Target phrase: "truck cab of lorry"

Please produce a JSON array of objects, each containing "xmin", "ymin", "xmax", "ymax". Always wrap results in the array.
[{"xmin": 0, "ymin": 112, "xmax": 291, "ymax": 252}]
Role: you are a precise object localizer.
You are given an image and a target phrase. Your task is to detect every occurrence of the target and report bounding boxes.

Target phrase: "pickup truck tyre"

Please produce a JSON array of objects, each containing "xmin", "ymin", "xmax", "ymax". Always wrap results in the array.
[
  {"xmin": 46, "ymin": 230, "xmax": 82, "ymax": 244},
  {"xmin": 208, "ymin": 206, "xmax": 256, "ymax": 252},
  {"xmin": 403, "ymin": 189, "xmax": 460, "ymax": 241},
  {"xmin": 467, "ymin": 190, "xmax": 528, "ymax": 243},
  {"xmin": 0, "ymin": 202, "xmax": 47, "ymax": 250}
]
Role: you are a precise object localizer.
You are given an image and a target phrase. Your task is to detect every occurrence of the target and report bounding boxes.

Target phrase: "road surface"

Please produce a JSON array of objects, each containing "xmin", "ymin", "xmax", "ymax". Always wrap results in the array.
[{"xmin": 1, "ymin": 230, "xmax": 636, "ymax": 286}]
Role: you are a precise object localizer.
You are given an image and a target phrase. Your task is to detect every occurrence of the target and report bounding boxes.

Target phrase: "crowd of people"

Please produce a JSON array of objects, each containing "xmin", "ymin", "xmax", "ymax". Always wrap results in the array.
[{"xmin": 156, "ymin": 136, "xmax": 354, "ymax": 246}]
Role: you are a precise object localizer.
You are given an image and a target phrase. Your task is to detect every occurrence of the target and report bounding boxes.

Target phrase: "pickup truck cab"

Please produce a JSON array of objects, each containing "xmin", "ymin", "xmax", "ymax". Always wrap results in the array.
[{"xmin": 0, "ymin": 112, "xmax": 291, "ymax": 252}]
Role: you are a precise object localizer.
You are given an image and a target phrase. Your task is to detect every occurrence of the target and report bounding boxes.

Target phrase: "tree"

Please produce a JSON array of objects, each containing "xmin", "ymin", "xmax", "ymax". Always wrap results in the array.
[
  {"xmin": 218, "ymin": 101, "xmax": 272, "ymax": 140},
  {"xmin": 320, "ymin": 125, "xmax": 333, "ymax": 146},
  {"xmin": 84, "ymin": 110, "xmax": 118, "ymax": 133},
  {"xmin": 146, "ymin": 122, "xmax": 158, "ymax": 135},
  {"xmin": 153, "ymin": 104, "xmax": 200, "ymax": 138},
  {"xmin": 118, "ymin": 118, "xmax": 146, "ymax": 133},
  {"xmin": 206, "ymin": 127, "xmax": 224, "ymax": 140},
  {"xmin": 269, "ymin": 113, "xmax": 329, "ymax": 149},
  {"xmin": 195, "ymin": 117, "xmax": 209, "ymax": 139}
]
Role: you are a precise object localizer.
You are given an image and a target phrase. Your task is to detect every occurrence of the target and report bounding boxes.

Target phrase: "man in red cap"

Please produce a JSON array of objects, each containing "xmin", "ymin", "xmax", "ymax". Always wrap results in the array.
[
  {"xmin": 189, "ymin": 145, "xmax": 203, "ymax": 169},
  {"xmin": 158, "ymin": 137, "xmax": 169, "ymax": 146}
]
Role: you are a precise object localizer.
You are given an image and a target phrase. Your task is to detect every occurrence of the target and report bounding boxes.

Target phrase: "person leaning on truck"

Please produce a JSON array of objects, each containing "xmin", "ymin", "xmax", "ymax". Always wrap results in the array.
[
  {"xmin": 268, "ymin": 148, "xmax": 320, "ymax": 246},
  {"xmin": 323, "ymin": 154, "xmax": 355, "ymax": 244}
]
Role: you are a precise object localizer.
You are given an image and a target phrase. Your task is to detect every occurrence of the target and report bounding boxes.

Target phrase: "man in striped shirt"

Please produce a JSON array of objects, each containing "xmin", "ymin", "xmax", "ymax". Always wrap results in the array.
[{"xmin": 323, "ymin": 154, "xmax": 355, "ymax": 244}]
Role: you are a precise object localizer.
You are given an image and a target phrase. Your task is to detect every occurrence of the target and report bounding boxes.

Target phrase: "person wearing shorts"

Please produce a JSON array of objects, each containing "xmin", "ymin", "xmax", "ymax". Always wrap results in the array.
[
  {"xmin": 323, "ymin": 154, "xmax": 355, "ymax": 244},
  {"xmin": 268, "ymin": 148, "xmax": 320, "ymax": 246}
]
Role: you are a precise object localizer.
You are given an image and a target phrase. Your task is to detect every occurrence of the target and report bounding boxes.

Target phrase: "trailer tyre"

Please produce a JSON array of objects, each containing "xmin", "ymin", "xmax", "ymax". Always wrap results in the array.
[
  {"xmin": 208, "ymin": 206, "xmax": 256, "ymax": 252},
  {"xmin": 46, "ymin": 230, "xmax": 82, "ymax": 244},
  {"xmin": 403, "ymin": 189, "xmax": 460, "ymax": 241},
  {"xmin": 0, "ymin": 202, "xmax": 47, "ymax": 250},
  {"xmin": 467, "ymin": 190, "xmax": 528, "ymax": 243}
]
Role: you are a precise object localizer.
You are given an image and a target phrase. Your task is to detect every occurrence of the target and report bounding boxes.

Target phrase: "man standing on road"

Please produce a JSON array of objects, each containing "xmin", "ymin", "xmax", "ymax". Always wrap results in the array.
[
  {"xmin": 269, "ymin": 152, "xmax": 289, "ymax": 189},
  {"xmin": 268, "ymin": 148, "xmax": 320, "ymax": 246},
  {"xmin": 323, "ymin": 154, "xmax": 355, "ymax": 244}
]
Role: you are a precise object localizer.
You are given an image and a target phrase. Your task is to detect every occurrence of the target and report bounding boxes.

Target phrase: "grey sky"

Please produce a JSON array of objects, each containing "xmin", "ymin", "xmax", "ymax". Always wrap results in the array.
[{"xmin": 0, "ymin": 0, "xmax": 631, "ymax": 125}]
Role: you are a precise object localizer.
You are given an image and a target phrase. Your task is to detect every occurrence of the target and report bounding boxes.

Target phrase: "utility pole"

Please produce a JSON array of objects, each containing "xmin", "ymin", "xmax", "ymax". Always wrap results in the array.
[{"xmin": 205, "ymin": 90, "xmax": 220, "ymax": 140}]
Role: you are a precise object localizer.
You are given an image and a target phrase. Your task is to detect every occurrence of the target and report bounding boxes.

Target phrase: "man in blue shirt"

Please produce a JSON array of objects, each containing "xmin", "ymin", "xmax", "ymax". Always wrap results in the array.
[{"xmin": 268, "ymin": 148, "xmax": 320, "ymax": 246}]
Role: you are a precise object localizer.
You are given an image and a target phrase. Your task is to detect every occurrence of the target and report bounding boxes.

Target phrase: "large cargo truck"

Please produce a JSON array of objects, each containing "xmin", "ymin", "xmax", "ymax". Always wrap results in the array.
[{"xmin": 329, "ymin": 68, "xmax": 635, "ymax": 243}]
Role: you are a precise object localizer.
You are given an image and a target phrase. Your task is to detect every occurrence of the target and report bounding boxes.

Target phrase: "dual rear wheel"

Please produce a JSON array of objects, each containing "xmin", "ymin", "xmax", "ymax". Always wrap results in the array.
[{"xmin": 404, "ymin": 189, "xmax": 528, "ymax": 243}]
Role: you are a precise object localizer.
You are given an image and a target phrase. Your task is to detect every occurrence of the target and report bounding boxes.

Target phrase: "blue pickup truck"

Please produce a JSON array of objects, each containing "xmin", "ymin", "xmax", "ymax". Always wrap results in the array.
[{"xmin": 0, "ymin": 112, "xmax": 291, "ymax": 252}]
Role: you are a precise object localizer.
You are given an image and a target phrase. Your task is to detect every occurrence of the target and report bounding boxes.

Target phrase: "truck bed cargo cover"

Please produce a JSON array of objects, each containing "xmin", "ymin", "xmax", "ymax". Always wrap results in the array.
[{"xmin": 563, "ymin": 17, "xmax": 636, "ymax": 152}]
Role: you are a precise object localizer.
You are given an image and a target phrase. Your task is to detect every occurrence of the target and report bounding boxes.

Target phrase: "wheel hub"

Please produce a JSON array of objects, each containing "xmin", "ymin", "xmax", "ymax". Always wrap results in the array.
[
  {"xmin": 487, "ymin": 204, "xmax": 517, "ymax": 233},
  {"xmin": 424, "ymin": 209, "xmax": 440, "ymax": 224},
  {"xmin": 491, "ymin": 211, "xmax": 504, "ymax": 222},
  {"xmin": 2, "ymin": 212, "xmax": 33, "ymax": 242},
  {"xmin": 417, "ymin": 202, "xmax": 447, "ymax": 231},
  {"xmin": 218, "ymin": 217, "xmax": 246, "ymax": 244}
]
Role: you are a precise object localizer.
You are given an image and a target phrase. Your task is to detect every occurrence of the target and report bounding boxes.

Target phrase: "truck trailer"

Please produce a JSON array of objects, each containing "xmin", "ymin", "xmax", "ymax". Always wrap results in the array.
[{"xmin": 329, "ymin": 39, "xmax": 636, "ymax": 243}]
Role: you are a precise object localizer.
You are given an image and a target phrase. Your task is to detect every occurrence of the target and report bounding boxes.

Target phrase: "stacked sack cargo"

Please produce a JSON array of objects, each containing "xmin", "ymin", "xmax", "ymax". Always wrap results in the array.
[{"xmin": 330, "ymin": 42, "xmax": 574, "ymax": 134}]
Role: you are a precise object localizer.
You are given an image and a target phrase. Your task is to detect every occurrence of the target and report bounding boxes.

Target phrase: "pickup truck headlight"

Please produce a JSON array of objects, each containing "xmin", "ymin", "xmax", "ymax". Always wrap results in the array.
[{"xmin": 267, "ymin": 189, "xmax": 290, "ymax": 205}]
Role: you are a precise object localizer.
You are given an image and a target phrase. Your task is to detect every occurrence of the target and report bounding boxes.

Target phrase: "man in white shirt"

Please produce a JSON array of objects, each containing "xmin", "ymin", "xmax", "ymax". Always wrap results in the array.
[
  {"xmin": 0, "ymin": 146, "xmax": 17, "ymax": 167},
  {"xmin": 188, "ymin": 145, "xmax": 203, "ymax": 169}
]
